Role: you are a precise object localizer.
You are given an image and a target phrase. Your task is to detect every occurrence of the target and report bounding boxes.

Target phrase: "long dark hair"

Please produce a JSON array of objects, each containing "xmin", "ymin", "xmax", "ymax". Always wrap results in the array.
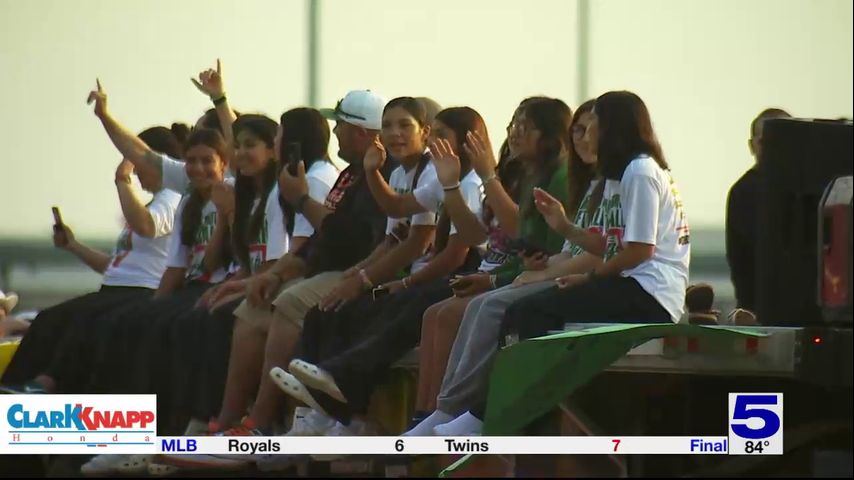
[
  {"xmin": 566, "ymin": 99, "xmax": 597, "ymax": 218},
  {"xmin": 383, "ymin": 97, "xmax": 428, "ymax": 128},
  {"xmin": 180, "ymin": 128, "xmax": 229, "ymax": 247},
  {"xmin": 138, "ymin": 126, "xmax": 183, "ymax": 159},
  {"xmin": 518, "ymin": 97, "xmax": 572, "ymax": 220},
  {"xmin": 434, "ymin": 106, "xmax": 485, "ymax": 178},
  {"xmin": 594, "ymin": 91, "xmax": 668, "ymax": 180},
  {"xmin": 277, "ymin": 107, "xmax": 332, "ymax": 235},
  {"xmin": 231, "ymin": 114, "xmax": 279, "ymax": 271},
  {"xmin": 431, "ymin": 107, "xmax": 487, "ymax": 253}
]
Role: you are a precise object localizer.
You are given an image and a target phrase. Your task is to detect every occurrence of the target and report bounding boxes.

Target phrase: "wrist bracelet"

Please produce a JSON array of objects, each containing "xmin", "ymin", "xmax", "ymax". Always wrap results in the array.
[
  {"xmin": 402, "ymin": 276, "xmax": 411, "ymax": 289},
  {"xmin": 489, "ymin": 274, "xmax": 497, "ymax": 289},
  {"xmin": 481, "ymin": 172, "xmax": 497, "ymax": 185},
  {"xmin": 212, "ymin": 94, "xmax": 227, "ymax": 106},
  {"xmin": 443, "ymin": 182, "xmax": 461, "ymax": 192},
  {"xmin": 294, "ymin": 193, "xmax": 310, "ymax": 213},
  {"xmin": 358, "ymin": 269, "xmax": 374, "ymax": 289}
]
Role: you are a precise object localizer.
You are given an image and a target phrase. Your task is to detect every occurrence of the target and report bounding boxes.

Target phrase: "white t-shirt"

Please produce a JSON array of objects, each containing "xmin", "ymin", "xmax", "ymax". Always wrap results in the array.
[
  {"xmin": 291, "ymin": 160, "xmax": 340, "ymax": 238},
  {"xmin": 413, "ymin": 169, "xmax": 484, "ymax": 236},
  {"xmin": 166, "ymin": 196, "xmax": 229, "ymax": 283},
  {"xmin": 263, "ymin": 184, "xmax": 288, "ymax": 263},
  {"xmin": 226, "ymin": 184, "xmax": 289, "ymax": 276},
  {"xmin": 561, "ymin": 178, "xmax": 614, "ymax": 256},
  {"xmin": 601, "ymin": 155, "xmax": 690, "ymax": 322},
  {"xmin": 101, "ymin": 189, "xmax": 183, "ymax": 289},
  {"xmin": 387, "ymin": 162, "xmax": 439, "ymax": 273}
]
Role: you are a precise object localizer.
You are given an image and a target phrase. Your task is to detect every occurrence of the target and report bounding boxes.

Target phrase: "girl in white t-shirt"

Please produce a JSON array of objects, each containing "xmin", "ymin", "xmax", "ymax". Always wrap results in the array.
[
  {"xmin": 0, "ymin": 125, "xmax": 184, "ymax": 395},
  {"xmin": 503, "ymin": 90, "xmax": 690, "ymax": 339}
]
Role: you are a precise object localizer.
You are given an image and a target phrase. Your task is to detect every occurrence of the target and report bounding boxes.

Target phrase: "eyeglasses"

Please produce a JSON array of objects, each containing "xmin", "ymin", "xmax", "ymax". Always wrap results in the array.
[
  {"xmin": 509, "ymin": 121, "xmax": 536, "ymax": 134},
  {"xmin": 334, "ymin": 99, "xmax": 366, "ymax": 121}
]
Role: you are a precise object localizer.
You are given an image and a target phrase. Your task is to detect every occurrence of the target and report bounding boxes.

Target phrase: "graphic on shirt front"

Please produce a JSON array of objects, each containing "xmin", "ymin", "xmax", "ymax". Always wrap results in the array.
[
  {"xmin": 246, "ymin": 218, "xmax": 270, "ymax": 273},
  {"xmin": 185, "ymin": 210, "xmax": 219, "ymax": 282},
  {"xmin": 670, "ymin": 177, "xmax": 691, "ymax": 246},
  {"xmin": 111, "ymin": 226, "xmax": 133, "ymax": 267},
  {"xmin": 324, "ymin": 170, "xmax": 356, "ymax": 211},
  {"xmin": 566, "ymin": 187, "xmax": 607, "ymax": 258}
]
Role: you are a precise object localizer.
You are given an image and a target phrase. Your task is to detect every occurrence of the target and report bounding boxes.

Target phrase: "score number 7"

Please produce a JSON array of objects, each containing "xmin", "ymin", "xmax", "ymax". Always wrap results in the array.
[{"xmin": 612, "ymin": 439, "xmax": 621, "ymax": 452}]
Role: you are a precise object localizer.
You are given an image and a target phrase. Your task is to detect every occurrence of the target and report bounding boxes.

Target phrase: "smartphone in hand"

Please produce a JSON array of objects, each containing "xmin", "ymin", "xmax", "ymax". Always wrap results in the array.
[
  {"xmin": 52, "ymin": 206, "xmax": 63, "ymax": 226},
  {"xmin": 285, "ymin": 142, "xmax": 302, "ymax": 176},
  {"xmin": 509, "ymin": 237, "xmax": 547, "ymax": 257},
  {"xmin": 372, "ymin": 286, "xmax": 390, "ymax": 301}
]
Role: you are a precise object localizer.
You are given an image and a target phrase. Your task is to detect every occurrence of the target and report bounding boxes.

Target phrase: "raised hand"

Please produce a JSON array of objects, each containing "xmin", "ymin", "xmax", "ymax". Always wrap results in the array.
[
  {"xmin": 363, "ymin": 136, "xmax": 387, "ymax": 172},
  {"xmin": 52, "ymin": 222, "xmax": 75, "ymax": 249},
  {"xmin": 211, "ymin": 182, "xmax": 235, "ymax": 218},
  {"xmin": 462, "ymin": 130, "xmax": 497, "ymax": 179},
  {"xmin": 86, "ymin": 79, "xmax": 108, "ymax": 118},
  {"xmin": 533, "ymin": 187, "xmax": 572, "ymax": 235},
  {"xmin": 429, "ymin": 139, "xmax": 461, "ymax": 187},
  {"xmin": 191, "ymin": 59, "xmax": 226, "ymax": 99}
]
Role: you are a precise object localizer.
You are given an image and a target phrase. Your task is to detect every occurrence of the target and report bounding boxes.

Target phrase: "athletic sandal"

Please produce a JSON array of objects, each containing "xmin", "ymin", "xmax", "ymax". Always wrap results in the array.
[
  {"xmin": 270, "ymin": 367, "xmax": 331, "ymax": 417},
  {"xmin": 288, "ymin": 359, "xmax": 347, "ymax": 404},
  {"xmin": 728, "ymin": 308, "xmax": 759, "ymax": 326},
  {"xmin": 685, "ymin": 283, "xmax": 720, "ymax": 325},
  {"xmin": 147, "ymin": 462, "xmax": 180, "ymax": 477}
]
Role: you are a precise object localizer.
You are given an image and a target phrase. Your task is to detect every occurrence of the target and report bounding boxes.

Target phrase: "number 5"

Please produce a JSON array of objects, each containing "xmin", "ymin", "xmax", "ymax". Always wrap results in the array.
[{"xmin": 731, "ymin": 395, "xmax": 780, "ymax": 440}]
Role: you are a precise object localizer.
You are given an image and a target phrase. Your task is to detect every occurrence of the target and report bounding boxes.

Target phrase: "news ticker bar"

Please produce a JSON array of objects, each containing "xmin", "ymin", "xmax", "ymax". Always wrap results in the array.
[{"xmin": 3, "ymin": 436, "xmax": 779, "ymax": 455}]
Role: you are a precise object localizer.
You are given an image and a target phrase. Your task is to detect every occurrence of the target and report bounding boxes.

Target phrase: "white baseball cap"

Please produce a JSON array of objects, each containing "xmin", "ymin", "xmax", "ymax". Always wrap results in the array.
[{"xmin": 320, "ymin": 90, "xmax": 386, "ymax": 130}]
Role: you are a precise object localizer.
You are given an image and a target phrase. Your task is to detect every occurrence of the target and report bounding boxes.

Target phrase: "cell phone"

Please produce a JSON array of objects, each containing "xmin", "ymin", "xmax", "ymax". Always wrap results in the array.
[
  {"xmin": 284, "ymin": 142, "xmax": 302, "ymax": 175},
  {"xmin": 51, "ymin": 206, "xmax": 63, "ymax": 226},
  {"xmin": 372, "ymin": 286, "xmax": 390, "ymax": 301},
  {"xmin": 509, "ymin": 237, "xmax": 546, "ymax": 257}
]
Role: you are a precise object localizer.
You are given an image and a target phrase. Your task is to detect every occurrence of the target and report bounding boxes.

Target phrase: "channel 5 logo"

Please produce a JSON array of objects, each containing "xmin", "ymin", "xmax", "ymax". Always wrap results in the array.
[{"xmin": 728, "ymin": 393, "xmax": 783, "ymax": 455}]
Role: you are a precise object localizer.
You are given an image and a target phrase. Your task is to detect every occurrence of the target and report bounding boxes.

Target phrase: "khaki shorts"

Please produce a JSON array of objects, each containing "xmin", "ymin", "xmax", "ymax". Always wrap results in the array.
[{"xmin": 233, "ymin": 271, "xmax": 343, "ymax": 333}]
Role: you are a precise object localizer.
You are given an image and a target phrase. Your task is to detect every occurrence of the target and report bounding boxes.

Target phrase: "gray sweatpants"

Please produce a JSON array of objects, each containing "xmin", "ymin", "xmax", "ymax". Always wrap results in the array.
[{"xmin": 436, "ymin": 281, "xmax": 554, "ymax": 415}]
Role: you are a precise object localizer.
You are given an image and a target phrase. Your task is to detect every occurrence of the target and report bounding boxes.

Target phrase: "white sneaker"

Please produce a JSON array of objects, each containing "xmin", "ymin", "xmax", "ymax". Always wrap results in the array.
[
  {"xmin": 312, "ymin": 418, "xmax": 379, "ymax": 461},
  {"xmin": 155, "ymin": 453, "xmax": 250, "ymax": 470},
  {"xmin": 80, "ymin": 454, "xmax": 150, "ymax": 476},
  {"xmin": 269, "ymin": 367, "xmax": 330, "ymax": 417},
  {"xmin": 254, "ymin": 408, "xmax": 337, "ymax": 471},
  {"xmin": 288, "ymin": 359, "xmax": 347, "ymax": 403}
]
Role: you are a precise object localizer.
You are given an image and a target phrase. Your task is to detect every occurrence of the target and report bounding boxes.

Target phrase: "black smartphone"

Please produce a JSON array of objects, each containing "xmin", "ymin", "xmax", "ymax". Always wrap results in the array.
[
  {"xmin": 372, "ymin": 286, "xmax": 390, "ymax": 301},
  {"xmin": 51, "ymin": 206, "xmax": 63, "ymax": 226},
  {"xmin": 285, "ymin": 142, "xmax": 302, "ymax": 175},
  {"xmin": 509, "ymin": 237, "xmax": 547, "ymax": 257}
]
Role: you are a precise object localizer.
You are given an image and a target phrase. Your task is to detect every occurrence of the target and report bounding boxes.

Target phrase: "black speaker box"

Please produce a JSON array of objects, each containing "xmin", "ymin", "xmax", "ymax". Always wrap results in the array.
[{"xmin": 757, "ymin": 118, "xmax": 853, "ymax": 326}]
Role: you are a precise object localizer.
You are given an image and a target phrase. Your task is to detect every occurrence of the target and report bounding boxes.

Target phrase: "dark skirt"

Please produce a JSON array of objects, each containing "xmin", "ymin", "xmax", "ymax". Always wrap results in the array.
[{"xmin": 1, "ymin": 285, "xmax": 152, "ymax": 391}]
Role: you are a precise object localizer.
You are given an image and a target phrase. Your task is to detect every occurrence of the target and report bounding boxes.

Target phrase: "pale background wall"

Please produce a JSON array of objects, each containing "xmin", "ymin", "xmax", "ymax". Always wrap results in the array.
[{"xmin": 1, "ymin": 0, "xmax": 851, "ymax": 240}]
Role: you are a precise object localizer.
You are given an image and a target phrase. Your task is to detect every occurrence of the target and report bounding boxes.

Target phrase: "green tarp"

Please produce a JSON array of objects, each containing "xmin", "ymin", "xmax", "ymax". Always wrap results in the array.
[{"xmin": 440, "ymin": 323, "xmax": 767, "ymax": 477}]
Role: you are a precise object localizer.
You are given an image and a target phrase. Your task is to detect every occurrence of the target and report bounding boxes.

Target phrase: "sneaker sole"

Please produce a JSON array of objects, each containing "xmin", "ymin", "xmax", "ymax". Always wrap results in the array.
[
  {"xmin": 269, "ymin": 367, "xmax": 331, "ymax": 418},
  {"xmin": 288, "ymin": 360, "xmax": 347, "ymax": 404},
  {"xmin": 155, "ymin": 453, "xmax": 249, "ymax": 470}
]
